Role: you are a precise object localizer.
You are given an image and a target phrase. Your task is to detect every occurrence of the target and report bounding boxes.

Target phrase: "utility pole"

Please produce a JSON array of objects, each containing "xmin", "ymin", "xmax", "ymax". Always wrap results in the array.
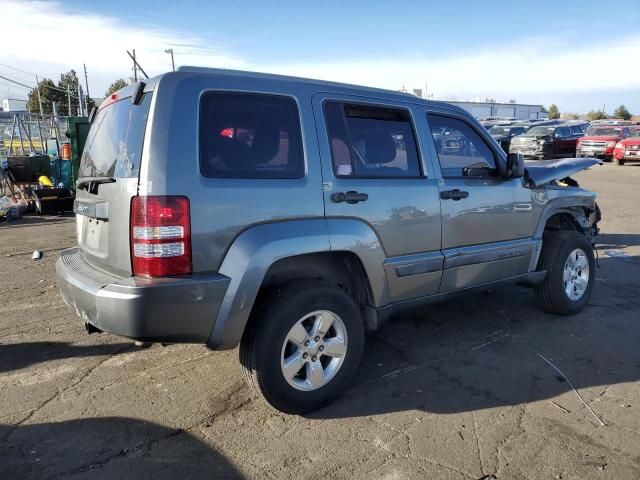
[
  {"xmin": 78, "ymin": 84, "xmax": 85, "ymax": 117},
  {"xmin": 83, "ymin": 63, "xmax": 90, "ymax": 99},
  {"xmin": 164, "ymin": 48, "xmax": 175, "ymax": 72},
  {"xmin": 35, "ymin": 74, "xmax": 44, "ymax": 115},
  {"xmin": 132, "ymin": 49, "xmax": 138, "ymax": 82},
  {"xmin": 126, "ymin": 50, "xmax": 149, "ymax": 79}
]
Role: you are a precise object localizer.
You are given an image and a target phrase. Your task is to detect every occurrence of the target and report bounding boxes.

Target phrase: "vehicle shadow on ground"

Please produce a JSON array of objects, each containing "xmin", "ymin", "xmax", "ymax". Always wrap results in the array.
[
  {"xmin": 596, "ymin": 233, "xmax": 640, "ymax": 249},
  {"xmin": 0, "ymin": 341, "xmax": 134, "ymax": 373},
  {"xmin": 0, "ymin": 417, "xmax": 243, "ymax": 479},
  {"xmin": 0, "ymin": 213, "xmax": 74, "ymax": 229},
  {"xmin": 312, "ymin": 255, "xmax": 640, "ymax": 419}
]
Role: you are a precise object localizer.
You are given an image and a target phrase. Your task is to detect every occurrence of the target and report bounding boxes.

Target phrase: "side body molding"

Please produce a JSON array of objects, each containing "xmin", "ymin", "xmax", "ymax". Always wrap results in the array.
[{"xmin": 207, "ymin": 218, "xmax": 390, "ymax": 349}]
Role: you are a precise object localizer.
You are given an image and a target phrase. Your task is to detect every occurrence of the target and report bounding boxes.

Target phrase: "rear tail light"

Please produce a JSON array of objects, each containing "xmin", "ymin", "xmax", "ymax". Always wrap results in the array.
[{"xmin": 130, "ymin": 196, "xmax": 191, "ymax": 277}]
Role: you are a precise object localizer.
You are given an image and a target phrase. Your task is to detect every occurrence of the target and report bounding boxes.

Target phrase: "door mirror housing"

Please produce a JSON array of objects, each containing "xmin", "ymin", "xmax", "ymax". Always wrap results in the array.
[{"xmin": 505, "ymin": 153, "xmax": 525, "ymax": 179}]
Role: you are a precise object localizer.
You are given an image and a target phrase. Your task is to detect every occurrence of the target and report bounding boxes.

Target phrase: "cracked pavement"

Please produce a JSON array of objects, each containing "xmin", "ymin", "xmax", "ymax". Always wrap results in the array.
[{"xmin": 1, "ymin": 163, "xmax": 639, "ymax": 479}]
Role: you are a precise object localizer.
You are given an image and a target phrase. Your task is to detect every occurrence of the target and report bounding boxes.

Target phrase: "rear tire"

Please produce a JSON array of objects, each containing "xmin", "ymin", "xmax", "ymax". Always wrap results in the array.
[
  {"xmin": 534, "ymin": 231, "xmax": 595, "ymax": 315},
  {"xmin": 240, "ymin": 280, "xmax": 364, "ymax": 414},
  {"xmin": 614, "ymin": 158, "xmax": 625, "ymax": 166}
]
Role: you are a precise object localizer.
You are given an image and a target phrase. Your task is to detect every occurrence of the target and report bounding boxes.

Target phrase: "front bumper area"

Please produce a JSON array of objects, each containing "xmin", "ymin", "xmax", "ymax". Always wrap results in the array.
[
  {"xmin": 56, "ymin": 248, "xmax": 230, "ymax": 343},
  {"xmin": 615, "ymin": 150, "xmax": 640, "ymax": 161},
  {"xmin": 577, "ymin": 148, "xmax": 613, "ymax": 160}
]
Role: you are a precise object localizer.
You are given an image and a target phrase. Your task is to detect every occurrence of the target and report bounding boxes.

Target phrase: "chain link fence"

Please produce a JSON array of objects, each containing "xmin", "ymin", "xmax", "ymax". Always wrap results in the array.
[{"xmin": 1, "ymin": 112, "xmax": 69, "ymax": 157}]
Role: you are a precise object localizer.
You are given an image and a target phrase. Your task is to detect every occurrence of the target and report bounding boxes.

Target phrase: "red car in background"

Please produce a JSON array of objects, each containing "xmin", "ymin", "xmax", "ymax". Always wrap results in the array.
[
  {"xmin": 613, "ymin": 127, "xmax": 640, "ymax": 166},
  {"xmin": 576, "ymin": 125, "xmax": 631, "ymax": 161}
]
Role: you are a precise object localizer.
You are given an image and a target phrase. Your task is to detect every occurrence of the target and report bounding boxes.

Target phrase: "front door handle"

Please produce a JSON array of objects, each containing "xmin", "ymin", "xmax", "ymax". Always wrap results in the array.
[
  {"xmin": 440, "ymin": 189, "xmax": 469, "ymax": 201},
  {"xmin": 331, "ymin": 191, "xmax": 369, "ymax": 204}
]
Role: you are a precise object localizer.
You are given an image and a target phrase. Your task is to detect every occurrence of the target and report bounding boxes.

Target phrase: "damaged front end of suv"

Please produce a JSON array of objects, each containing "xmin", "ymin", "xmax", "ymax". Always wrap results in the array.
[{"xmin": 525, "ymin": 157, "xmax": 602, "ymax": 241}]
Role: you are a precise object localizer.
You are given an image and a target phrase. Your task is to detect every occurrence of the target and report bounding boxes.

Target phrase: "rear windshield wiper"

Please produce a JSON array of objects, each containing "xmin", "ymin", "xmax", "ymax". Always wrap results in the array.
[{"xmin": 76, "ymin": 177, "xmax": 116, "ymax": 190}]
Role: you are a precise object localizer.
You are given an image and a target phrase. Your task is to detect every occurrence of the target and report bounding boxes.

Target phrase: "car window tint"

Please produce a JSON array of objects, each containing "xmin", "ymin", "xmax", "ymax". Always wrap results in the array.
[
  {"xmin": 325, "ymin": 102, "xmax": 421, "ymax": 178},
  {"xmin": 427, "ymin": 114, "xmax": 496, "ymax": 177},
  {"xmin": 199, "ymin": 92, "xmax": 304, "ymax": 179},
  {"xmin": 80, "ymin": 94, "xmax": 152, "ymax": 178}
]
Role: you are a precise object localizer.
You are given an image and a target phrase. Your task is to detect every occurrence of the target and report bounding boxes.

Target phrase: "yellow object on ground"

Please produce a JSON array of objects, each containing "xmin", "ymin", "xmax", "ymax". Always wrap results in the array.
[{"xmin": 38, "ymin": 175, "xmax": 54, "ymax": 187}]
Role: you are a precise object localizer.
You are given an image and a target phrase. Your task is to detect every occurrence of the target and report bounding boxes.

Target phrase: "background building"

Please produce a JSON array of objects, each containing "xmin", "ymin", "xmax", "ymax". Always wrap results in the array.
[
  {"xmin": 445, "ymin": 100, "xmax": 545, "ymax": 120},
  {"xmin": 1, "ymin": 98, "xmax": 28, "ymax": 112}
]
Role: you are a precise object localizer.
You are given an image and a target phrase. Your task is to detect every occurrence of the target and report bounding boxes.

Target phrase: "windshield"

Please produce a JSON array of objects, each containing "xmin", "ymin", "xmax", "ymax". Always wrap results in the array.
[
  {"xmin": 79, "ymin": 93, "xmax": 152, "ymax": 178},
  {"xmin": 586, "ymin": 127, "xmax": 622, "ymax": 136},
  {"xmin": 631, "ymin": 131, "xmax": 640, "ymax": 138},
  {"xmin": 489, "ymin": 127, "xmax": 511, "ymax": 135},
  {"xmin": 527, "ymin": 126, "xmax": 556, "ymax": 136}
]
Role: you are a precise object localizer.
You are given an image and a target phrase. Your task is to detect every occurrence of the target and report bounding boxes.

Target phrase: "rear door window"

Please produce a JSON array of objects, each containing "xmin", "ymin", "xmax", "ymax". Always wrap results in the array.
[
  {"xmin": 199, "ymin": 92, "xmax": 304, "ymax": 179},
  {"xmin": 80, "ymin": 94, "xmax": 152, "ymax": 178},
  {"xmin": 324, "ymin": 102, "xmax": 422, "ymax": 178}
]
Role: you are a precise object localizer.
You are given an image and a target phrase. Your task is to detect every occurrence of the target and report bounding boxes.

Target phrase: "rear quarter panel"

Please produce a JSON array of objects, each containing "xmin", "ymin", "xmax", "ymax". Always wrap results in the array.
[{"xmin": 139, "ymin": 73, "xmax": 325, "ymax": 273}]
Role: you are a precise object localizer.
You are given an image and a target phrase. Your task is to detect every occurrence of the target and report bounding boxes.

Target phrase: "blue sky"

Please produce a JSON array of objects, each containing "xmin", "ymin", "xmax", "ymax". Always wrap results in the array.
[{"xmin": 2, "ymin": 0, "xmax": 639, "ymax": 113}]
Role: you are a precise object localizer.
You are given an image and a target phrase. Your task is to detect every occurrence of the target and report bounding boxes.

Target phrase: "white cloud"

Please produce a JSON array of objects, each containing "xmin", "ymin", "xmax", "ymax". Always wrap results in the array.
[
  {"xmin": 1, "ymin": 0, "xmax": 246, "ymax": 96},
  {"xmin": 1, "ymin": 0, "xmax": 638, "ymax": 111},
  {"xmin": 260, "ymin": 35, "xmax": 640, "ymax": 104}
]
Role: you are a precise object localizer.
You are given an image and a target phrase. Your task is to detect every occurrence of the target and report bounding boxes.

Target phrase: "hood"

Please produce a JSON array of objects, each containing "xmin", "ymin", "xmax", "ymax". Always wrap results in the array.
[
  {"xmin": 518, "ymin": 134, "xmax": 551, "ymax": 140},
  {"xmin": 524, "ymin": 157, "xmax": 602, "ymax": 186},
  {"xmin": 619, "ymin": 138, "xmax": 640, "ymax": 146},
  {"xmin": 491, "ymin": 134, "xmax": 509, "ymax": 141},
  {"xmin": 579, "ymin": 135, "xmax": 620, "ymax": 141}
]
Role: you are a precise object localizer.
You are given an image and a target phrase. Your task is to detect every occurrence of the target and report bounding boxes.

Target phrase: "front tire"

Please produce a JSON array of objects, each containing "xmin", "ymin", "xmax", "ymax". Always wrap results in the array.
[
  {"xmin": 614, "ymin": 158, "xmax": 625, "ymax": 166},
  {"xmin": 240, "ymin": 280, "xmax": 364, "ymax": 414},
  {"xmin": 534, "ymin": 231, "xmax": 595, "ymax": 315}
]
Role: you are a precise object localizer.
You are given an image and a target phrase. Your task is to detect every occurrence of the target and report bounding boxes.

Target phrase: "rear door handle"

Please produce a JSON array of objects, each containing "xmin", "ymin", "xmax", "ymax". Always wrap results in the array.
[
  {"xmin": 331, "ymin": 191, "xmax": 369, "ymax": 204},
  {"xmin": 440, "ymin": 189, "xmax": 469, "ymax": 201}
]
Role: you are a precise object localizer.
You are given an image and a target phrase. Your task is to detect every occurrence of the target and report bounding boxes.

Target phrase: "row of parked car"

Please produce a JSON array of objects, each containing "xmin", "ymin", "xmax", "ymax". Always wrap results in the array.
[{"xmin": 481, "ymin": 118, "xmax": 640, "ymax": 166}]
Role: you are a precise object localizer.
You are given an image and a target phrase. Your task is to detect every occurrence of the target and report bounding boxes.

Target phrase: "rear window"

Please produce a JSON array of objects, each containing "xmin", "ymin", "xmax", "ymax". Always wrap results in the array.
[
  {"xmin": 325, "ymin": 102, "xmax": 422, "ymax": 178},
  {"xmin": 79, "ymin": 94, "xmax": 152, "ymax": 178},
  {"xmin": 199, "ymin": 92, "xmax": 304, "ymax": 179}
]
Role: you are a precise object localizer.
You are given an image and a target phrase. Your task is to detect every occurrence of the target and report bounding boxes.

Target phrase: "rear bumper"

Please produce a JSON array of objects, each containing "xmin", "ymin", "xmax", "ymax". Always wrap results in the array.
[{"xmin": 56, "ymin": 248, "xmax": 230, "ymax": 344}]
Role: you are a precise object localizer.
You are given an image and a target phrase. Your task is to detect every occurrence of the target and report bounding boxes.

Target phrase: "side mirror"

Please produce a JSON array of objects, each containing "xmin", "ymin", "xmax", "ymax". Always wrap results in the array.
[{"xmin": 505, "ymin": 153, "xmax": 525, "ymax": 179}]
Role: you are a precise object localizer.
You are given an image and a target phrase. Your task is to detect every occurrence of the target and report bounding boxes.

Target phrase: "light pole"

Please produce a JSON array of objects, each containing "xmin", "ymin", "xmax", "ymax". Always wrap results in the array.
[{"xmin": 164, "ymin": 48, "xmax": 175, "ymax": 72}]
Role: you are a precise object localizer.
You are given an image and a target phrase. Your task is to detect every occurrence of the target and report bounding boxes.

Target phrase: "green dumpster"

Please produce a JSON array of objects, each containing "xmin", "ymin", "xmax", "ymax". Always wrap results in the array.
[{"xmin": 66, "ymin": 117, "xmax": 90, "ymax": 185}]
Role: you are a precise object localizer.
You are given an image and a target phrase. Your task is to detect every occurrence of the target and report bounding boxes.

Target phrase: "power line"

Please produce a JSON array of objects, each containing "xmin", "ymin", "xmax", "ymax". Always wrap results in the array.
[
  {"xmin": 0, "ymin": 81, "xmax": 30, "ymax": 90},
  {"xmin": 0, "ymin": 74, "xmax": 32, "ymax": 89},
  {"xmin": 0, "ymin": 62, "xmax": 37, "ymax": 77},
  {"xmin": 0, "ymin": 73, "xmax": 80, "ymax": 98}
]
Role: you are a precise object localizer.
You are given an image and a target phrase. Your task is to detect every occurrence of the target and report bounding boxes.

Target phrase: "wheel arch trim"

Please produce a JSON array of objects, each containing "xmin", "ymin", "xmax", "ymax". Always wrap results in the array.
[
  {"xmin": 206, "ymin": 218, "xmax": 389, "ymax": 349},
  {"xmin": 529, "ymin": 195, "xmax": 597, "ymax": 271}
]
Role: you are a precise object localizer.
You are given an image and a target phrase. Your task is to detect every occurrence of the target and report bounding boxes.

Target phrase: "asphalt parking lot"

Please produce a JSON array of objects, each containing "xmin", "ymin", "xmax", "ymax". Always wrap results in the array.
[{"xmin": 1, "ymin": 163, "xmax": 639, "ymax": 480}]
